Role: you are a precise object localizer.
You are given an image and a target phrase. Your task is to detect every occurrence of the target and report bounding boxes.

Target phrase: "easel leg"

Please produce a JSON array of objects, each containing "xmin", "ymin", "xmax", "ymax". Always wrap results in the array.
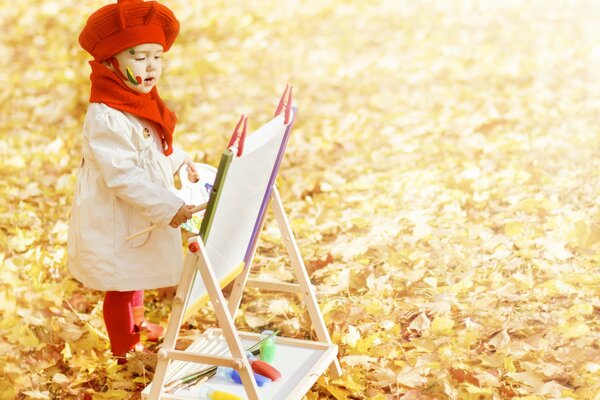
[
  {"xmin": 195, "ymin": 239, "xmax": 262, "ymax": 400},
  {"xmin": 149, "ymin": 252, "xmax": 198, "ymax": 399},
  {"xmin": 271, "ymin": 187, "xmax": 343, "ymax": 378},
  {"xmin": 228, "ymin": 265, "xmax": 251, "ymax": 317}
]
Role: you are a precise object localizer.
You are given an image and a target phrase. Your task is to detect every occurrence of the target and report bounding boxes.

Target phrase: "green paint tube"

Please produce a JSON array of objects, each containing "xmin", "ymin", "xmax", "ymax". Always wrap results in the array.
[{"xmin": 260, "ymin": 330, "xmax": 276, "ymax": 363}]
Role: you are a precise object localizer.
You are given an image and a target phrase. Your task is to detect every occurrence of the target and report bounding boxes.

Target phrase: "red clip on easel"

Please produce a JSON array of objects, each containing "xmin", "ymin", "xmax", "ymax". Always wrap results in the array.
[
  {"xmin": 227, "ymin": 115, "xmax": 248, "ymax": 157},
  {"xmin": 274, "ymin": 84, "xmax": 293, "ymax": 124},
  {"xmin": 227, "ymin": 85, "xmax": 293, "ymax": 158}
]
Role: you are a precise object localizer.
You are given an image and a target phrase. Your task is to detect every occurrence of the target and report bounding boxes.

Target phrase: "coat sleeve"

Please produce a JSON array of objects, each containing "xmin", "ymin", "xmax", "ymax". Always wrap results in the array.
[{"xmin": 87, "ymin": 112, "xmax": 184, "ymax": 226}]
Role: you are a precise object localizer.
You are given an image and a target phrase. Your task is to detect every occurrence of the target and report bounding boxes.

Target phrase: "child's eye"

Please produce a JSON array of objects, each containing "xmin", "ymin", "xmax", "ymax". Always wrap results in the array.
[
  {"xmin": 135, "ymin": 57, "xmax": 145, "ymax": 61},
  {"xmin": 155, "ymin": 56, "xmax": 162, "ymax": 60}
]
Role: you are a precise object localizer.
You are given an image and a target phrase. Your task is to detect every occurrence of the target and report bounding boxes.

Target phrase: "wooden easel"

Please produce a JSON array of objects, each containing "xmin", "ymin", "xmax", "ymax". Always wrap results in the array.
[{"xmin": 144, "ymin": 89, "xmax": 341, "ymax": 400}]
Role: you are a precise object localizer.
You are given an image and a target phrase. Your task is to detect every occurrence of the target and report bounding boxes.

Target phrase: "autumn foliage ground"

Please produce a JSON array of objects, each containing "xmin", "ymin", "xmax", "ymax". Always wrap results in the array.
[{"xmin": 2, "ymin": 0, "xmax": 600, "ymax": 399}]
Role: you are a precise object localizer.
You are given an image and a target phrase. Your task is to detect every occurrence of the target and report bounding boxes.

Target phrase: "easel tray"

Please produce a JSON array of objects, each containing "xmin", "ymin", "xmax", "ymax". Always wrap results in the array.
[{"xmin": 142, "ymin": 328, "xmax": 338, "ymax": 400}]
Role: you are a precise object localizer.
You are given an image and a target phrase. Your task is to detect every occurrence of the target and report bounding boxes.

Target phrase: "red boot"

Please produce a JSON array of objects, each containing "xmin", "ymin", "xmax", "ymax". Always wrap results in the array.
[
  {"xmin": 103, "ymin": 291, "xmax": 142, "ymax": 364},
  {"xmin": 132, "ymin": 306, "xmax": 164, "ymax": 341}
]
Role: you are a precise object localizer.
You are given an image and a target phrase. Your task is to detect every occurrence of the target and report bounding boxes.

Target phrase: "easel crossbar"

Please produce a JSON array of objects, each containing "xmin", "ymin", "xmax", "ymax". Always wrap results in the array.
[
  {"xmin": 160, "ymin": 349, "xmax": 242, "ymax": 368},
  {"xmin": 246, "ymin": 279, "xmax": 315, "ymax": 294}
]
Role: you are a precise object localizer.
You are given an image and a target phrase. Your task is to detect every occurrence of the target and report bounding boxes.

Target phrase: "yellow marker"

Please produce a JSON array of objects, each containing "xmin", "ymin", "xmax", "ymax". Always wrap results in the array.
[{"xmin": 208, "ymin": 389, "xmax": 241, "ymax": 400}]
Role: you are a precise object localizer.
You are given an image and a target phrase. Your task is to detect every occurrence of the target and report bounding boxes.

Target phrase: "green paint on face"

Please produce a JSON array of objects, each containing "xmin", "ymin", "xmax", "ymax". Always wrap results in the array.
[
  {"xmin": 126, "ymin": 67, "xmax": 140, "ymax": 85},
  {"xmin": 129, "ymin": 48, "xmax": 135, "ymax": 55}
]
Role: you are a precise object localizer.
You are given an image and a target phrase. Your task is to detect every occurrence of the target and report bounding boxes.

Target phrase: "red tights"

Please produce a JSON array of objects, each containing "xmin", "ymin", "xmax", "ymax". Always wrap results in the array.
[{"xmin": 103, "ymin": 290, "xmax": 143, "ymax": 356}]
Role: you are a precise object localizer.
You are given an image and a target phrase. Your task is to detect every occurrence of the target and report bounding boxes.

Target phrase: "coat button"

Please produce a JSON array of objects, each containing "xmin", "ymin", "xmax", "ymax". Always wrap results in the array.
[{"xmin": 143, "ymin": 128, "xmax": 151, "ymax": 138}]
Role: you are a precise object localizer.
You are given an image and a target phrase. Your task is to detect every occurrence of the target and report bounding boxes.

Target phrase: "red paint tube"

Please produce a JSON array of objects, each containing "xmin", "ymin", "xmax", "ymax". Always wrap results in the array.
[{"xmin": 246, "ymin": 353, "xmax": 282, "ymax": 381}]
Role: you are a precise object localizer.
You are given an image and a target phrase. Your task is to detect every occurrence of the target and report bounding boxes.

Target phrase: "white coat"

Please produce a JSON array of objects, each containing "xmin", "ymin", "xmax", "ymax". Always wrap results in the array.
[{"xmin": 68, "ymin": 102, "xmax": 187, "ymax": 291}]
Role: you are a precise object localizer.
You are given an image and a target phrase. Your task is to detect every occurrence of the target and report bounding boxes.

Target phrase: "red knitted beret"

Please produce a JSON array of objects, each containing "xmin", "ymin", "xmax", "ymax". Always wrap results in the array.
[{"xmin": 79, "ymin": 0, "xmax": 179, "ymax": 61}]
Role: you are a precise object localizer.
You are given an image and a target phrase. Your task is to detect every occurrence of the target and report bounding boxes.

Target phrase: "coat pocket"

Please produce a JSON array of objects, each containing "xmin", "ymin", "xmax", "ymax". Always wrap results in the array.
[{"xmin": 127, "ymin": 204, "xmax": 152, "ymax": 248}]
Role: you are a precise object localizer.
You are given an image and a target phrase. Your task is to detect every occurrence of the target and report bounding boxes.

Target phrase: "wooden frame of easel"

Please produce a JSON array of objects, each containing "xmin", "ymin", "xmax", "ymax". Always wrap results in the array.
[
  {"xmin": 145, "ymin": 88, "xmax": 342, "ymax": 400},
  {"xmin": 147, "ymin": 188, "xmax": 342, "ymax": 399}
]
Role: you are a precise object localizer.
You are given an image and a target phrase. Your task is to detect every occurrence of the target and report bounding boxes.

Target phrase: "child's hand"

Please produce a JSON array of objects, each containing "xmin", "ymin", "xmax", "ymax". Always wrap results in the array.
[
  {"xmin": 183, "ymin": 158, "xmax": 199, "ymax": 183},
  {"xmin": 169, "ymin": 204, "xmax": 195, "ymax": 228}
]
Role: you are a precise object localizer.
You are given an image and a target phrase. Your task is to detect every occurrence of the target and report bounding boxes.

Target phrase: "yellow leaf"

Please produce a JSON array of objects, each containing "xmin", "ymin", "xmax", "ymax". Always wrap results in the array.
[
  {"xmin": 412, "ymin": 337, "xmax": 436, "ymax": 353},
  {"xmin": 537, "ymin": 279, "xmax": 577, "ymax": 295},
  {"xmin": 505, "ymin": 221, "xmax": 525, "ymax": 236},
  {"xmin": 92, "ymin": 389, "xmax": 131, "ymax": 399},
  {"xmin": 326, "ymin": 384, "xmax": 350, "ymax": 400},
  {"xmin": 20, "ymin": 391, "xmax": 49, "ymax": 399},
  {"xmin": 568, "ymin": 304, "xmax": 593, "ymax": 316},
  {"xmin": 61, "ymin": 342, "xmax": 72, "ymax": 360},
  {"xmin": 243, "ymin": 311, "xmax": 270, "ymax": 330},
  {"xmin": 408, "ymin": 312, "xmax": 431, "ymax": 334},
  {"xmin": 332, "ymin": 369, "xmax": 366, "ymax": 393},
  {"xmin": 557, "ymin": 322, "xmax": 590, "ymax": 339},
  {"xmin": 574, "ymin": 383, "xmax": 600, "ymax": 399},
  {"xmin": 356, "ymin": 333, "xmax": 377, "ymax": 353},
  {"xmin": 396, "ymin": 365, "xmax": 429, "ymax": 388},
  {"xmin": 52, "ymin": 373, "xmax": 69, "ymax": 385},
  {"xmin": 487, "ymin": 329, "xmax": 510, "ymax": 350},
  {"xmin": 423, "ymin": 276, "xmax": 437, "ymax": 288},
  {"xmin": 507, "ymin": 371, "xmax": 544, "ymax": 387},
  {"xmin": 14, "ymin": 325, "xmax": 39, "ymax": 348},
  {"xmin": 267, "ymin": 298, "xmax": 294, "ymax": 315},
  {"xmin": 342, "ymin": 325, "xmax": 361, "ymax": 348},
  {"xmin": 437, "ymin": 345, "xmax": 454, "ymax": 361},
  {"xmin": 538, "ymin": 238, "xmax": 573, "ymax": 260},
  {"xmin": 588, "ymin": 224, "xmax": 600, "ymax": 247},
  {"xmin": 504, "ymin": 357, "xmax": 516, "ymax": 373},
  {"xmin": 518, "ymin": 198, "xmax": 553, "ymax": 213},
  {"xmin": 7, "ymin": 229, "xmax": 36, "ymax": 253},
  {"xmin": 449, "ymin": 277, "xmax": 473, "ymax": 294},
  {"xmin": 533, "ymin": 381, "xmax": 571, "ymax": 397},
  {"xmin": 366, "ymin": 394, "xmax": 387, "ymax": 400},
  {"xmin": 0, "ymin": 381, "xmax": 17, "ymax": 399},
  {"xmin": 5, "ymin": 155, "xmax": 26, "ymax": 168},
  {"xmin": 341, "ymin": 355, "xmax": 377, "ymax": 368},
  {"xmin": 574, "ymin": 220, "xmax": 590, "ymax": 246},
  {"xmin": 464, "ymin": 383, "xmax": 493, "ymax": 395},
  {"xmin": 431, "ymin": 315, "xmax": 455, "ymax": 334}
]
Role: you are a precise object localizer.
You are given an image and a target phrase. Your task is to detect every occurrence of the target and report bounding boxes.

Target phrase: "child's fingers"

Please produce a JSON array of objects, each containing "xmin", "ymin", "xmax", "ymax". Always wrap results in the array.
[
  {"xmin": 186, "ymin": 165, "xmax": 199, "ymax": 183},
  {"xmin": 169, "ymin": 204, "xmax": 195, "ymax": 227},
  {"xmin": 185, "ymin": 160, "xmax": 197, "ymax": 173},
  {"xmin": 188, "ymin": 173, "xmax": 199, "ymax": 183},
  {"xmin": 184, "ymin": 205, "xmax": 195, "ymax": 219}
]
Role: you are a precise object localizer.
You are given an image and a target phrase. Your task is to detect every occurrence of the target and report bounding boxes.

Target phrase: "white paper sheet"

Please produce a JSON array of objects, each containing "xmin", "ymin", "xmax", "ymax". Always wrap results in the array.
[{"xmin": 185, "ymin": 112, "xmax": 293, "ymax": 311}]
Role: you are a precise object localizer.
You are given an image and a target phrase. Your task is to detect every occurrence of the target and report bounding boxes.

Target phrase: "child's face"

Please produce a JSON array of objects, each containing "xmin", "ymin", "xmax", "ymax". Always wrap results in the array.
[{"xmin": 111, "ymin": 43, "xmax": 164, "ymax": 94}]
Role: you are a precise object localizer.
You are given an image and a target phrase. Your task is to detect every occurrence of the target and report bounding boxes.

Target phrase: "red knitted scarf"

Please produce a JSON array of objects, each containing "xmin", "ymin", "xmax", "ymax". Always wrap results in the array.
[{"xmin": 88, "ymin": 60, "xmax": 176, "ymax": 156}]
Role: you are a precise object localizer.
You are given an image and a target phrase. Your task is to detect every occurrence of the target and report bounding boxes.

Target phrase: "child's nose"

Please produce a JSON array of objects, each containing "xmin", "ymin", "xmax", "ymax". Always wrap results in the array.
[{"xmin": 147, "ymin": 59, "xmax": 159, "ymax": 71}]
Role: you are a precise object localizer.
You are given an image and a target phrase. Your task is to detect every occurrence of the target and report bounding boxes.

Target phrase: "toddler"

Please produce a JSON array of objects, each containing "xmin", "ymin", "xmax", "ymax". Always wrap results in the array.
[{"xmin": 69, "ymin": 0, "xmax": 197, "ymax": 362}]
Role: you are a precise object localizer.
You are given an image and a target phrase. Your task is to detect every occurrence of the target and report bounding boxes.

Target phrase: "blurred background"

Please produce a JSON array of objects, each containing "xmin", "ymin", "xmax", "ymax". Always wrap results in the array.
[{"xmin": 1, "ymin": 0, "xmax": 600, "ymax": 398}]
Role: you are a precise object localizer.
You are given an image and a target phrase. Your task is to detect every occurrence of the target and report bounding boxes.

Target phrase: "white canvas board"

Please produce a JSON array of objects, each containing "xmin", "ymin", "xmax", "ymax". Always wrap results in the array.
[{"xmin": 186, "ymin": 112, "xmax": 294, "ymax": 313}]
